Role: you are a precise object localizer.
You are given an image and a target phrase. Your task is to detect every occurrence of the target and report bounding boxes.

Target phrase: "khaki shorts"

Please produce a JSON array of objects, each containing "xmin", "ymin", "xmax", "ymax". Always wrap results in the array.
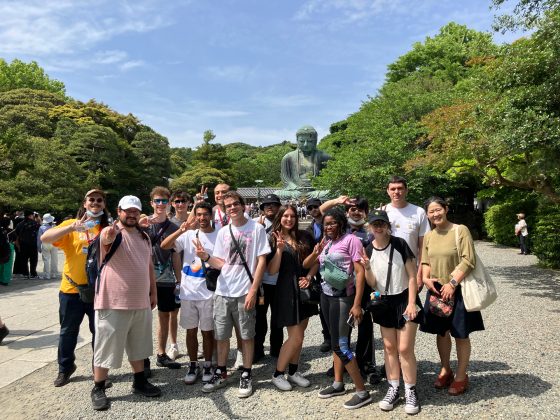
[
  {"xmin": 213, "ymin": 294, "xmax": 256, "ymax": 341},
  {"xmin": 93, "ymin": 308, "xmax": 153, "ymax": 369},
  {"xmin": 179, "ymin": 298, "xmax": 214, "ymax": 331}
]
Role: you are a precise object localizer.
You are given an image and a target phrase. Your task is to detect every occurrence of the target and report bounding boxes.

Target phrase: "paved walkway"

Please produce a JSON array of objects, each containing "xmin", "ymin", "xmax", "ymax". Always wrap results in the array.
[{"xmin": 0, "ymin": 251, "xmax": 91, "ymax": 389}]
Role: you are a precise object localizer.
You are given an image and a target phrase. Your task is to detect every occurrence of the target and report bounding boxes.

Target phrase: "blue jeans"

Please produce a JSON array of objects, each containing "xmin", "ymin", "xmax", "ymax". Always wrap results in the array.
[{"xmin": 58, "ymin": 292, "xmax": 95, "ymax": 373}]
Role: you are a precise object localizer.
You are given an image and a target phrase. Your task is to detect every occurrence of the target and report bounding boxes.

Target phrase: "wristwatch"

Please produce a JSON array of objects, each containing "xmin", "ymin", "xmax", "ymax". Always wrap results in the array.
[{"xmin": 449, "ymin": 278, "xmax": 458, "ymax": 288}]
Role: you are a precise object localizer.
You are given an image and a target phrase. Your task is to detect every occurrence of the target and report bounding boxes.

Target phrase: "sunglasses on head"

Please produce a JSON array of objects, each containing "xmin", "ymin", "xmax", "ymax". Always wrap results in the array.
[
  {"xmin": 87, "ymin": 197, "xmax": 104, "ymax": 204},
  {"xmin": 153, "ymin": 199, "xmax": 169, "ymax": 205},
  {"xmin": 173, "ymin": 199, "xmax": 187, "ymax": 204}
]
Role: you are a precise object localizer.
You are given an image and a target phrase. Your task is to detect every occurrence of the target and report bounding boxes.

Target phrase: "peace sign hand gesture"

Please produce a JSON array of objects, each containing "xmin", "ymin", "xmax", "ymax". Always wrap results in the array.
[
  {"xmin": 359, "ymin": 248, "xmax": 371, "ymax": 271},
  {"xmin": 272, "ymin": 231, "xmax": 286, "ymax": 253},
  {"xmin": 72, "ymin": 213, "xmax": 88, "ymax": 232},
  {"xmin": 192, "ymin": 238, "xmax": 208, "ymax": 260},
  {"xmin": 194, "ymin": 185, "xmax": 208, "ymax": 203},
  {"xmin": 313, "ymin": 237, "xmax": 327, "ymax": 256},
  {"xmin": 105, "ymin": 219, "xmax": 121, "ymax": 243},
  {"xmin": 180, "ymin": 220, "xmax": 196, "ymax": 233}
]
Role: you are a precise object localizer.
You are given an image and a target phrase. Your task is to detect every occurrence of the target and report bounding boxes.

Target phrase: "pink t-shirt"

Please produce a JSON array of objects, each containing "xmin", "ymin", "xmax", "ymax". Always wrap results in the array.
[
  {"xmin": 94, "ymin": 227, "xmax": 152, "ymax": 310},
  {"xmin": 319, "ymin": 233, "xmax": 363, "ymax": 297}
]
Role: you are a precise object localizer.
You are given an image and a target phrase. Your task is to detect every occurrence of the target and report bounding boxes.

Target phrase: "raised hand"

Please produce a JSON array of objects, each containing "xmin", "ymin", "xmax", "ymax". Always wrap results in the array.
[
  {"xmin": 105, "ymin": 219, "xmax": 121, "ymax": 243},
  {"xmin": 359, "ymin": 248, "xmax": 371, "ymax": 270},
  {"xmin": 272, "ymin": 231, "xmax": 286, "ymax": 252},
  {"xmin": 180, "ymin": 220, "xmax": 196, "ymax": 233},
  {"xmin": 72, "ymin": 213, "xmax": 88, "ymax": 232},
  {"xmin": 139, "ymin": 215, "xmax": 157, "ymax": 228},
  {"xmin": 258, "ymin": 214, "xmax": 265, "ymax": 226},
  {"xmin": 192, "ymin": 238, "xmax": 207, "ymax": 260},
  {"xmin": 194, "ymin": 185, "xmax": 208, "ymax": 203},
  {"xmin": 313, "ymin": 237, "xmax": 328, "ymax": 256}
]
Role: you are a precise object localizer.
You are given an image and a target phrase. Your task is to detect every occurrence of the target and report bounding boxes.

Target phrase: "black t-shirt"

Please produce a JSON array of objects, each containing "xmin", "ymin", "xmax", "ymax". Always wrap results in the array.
[{"xmin": 147, "ymin": 219, "xmax": 178, "ymax": 266}]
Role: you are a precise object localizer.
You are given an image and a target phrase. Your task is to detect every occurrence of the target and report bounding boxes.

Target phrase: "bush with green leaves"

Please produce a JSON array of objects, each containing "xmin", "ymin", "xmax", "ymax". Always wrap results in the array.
[
  {"xmin": 484, "ymin": 199, "xmax": 537, "ymax": 247},
  {"xmin": 532, "ymin": 204, "xmax": 560, "ymax": 269}
]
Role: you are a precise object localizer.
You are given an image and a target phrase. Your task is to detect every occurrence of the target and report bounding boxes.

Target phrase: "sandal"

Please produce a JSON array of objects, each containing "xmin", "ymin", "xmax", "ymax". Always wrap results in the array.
[
  {"xmin": 448, "ymin": 375, "xmax": 469, "ymax": 396},
  {"xmin": 434, "ymin": 370, "xmax": 454, "ymax": 389}
]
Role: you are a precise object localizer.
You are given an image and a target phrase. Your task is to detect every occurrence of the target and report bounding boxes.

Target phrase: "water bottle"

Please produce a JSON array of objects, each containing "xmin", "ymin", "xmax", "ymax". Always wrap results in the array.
[{"xmin": 174, "ymin": 283, "xmax": 181, "ymax": 304}]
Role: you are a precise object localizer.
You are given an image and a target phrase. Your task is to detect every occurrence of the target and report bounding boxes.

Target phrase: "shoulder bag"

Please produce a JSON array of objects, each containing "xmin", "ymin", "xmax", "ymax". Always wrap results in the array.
[
  {"xmin": 454, "ymin": 226, "xmax": 497, "ymax": 311},
  {"xmin": 320, "ymin": 240, "xmax": 350, "ymax": 290},
  {"xmin": 196, "ymin": 230, "xmax": 220, "ymax": 292}
]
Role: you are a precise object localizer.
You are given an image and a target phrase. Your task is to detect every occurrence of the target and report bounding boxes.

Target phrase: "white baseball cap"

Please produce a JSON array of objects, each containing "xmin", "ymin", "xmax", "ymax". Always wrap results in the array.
[{"xmin": 118, "ymin": 195, "xmax": 142, "ymax": 211}]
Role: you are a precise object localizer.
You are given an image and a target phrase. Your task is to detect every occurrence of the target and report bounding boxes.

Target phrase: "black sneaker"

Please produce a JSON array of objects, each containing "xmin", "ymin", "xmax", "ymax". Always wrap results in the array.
[
  {"xmin": 318, "ymin": 384, "xmax": 346, "ymax": 399},
  {"xmin": 343, "ymin": 392, "xmax": 372, "ymax": 409},
  {"xmin": 319, "ymin": 339, "xmax": 331, "ymax": 353},
  {"xmin": 54, "ymin": 364, "xmax": 77, "ymax": 387},
  {"xmin": 379, "ymin": 385, "xmax": 400, "ymax": 411},
  {"xmin": 0, "ymin": 325, "xmax": 9, "ymax": 344},
  {"xmin": 404, "ymin": 386, "xmax": 420, "ymax": 415},
  {"xmin": 368, "ymin": 367, "xmax": 384, "ymax": 385},
  {"xmin": 156, "ymin": 353, "xmax": 181, "ymax": 369},
  {"xmin": 91, "ymin": 385, "xmax": 109, "ymax": 411},
  {"xmin": 132, "ymin": 380, "xmax": 162, "ymax": 397}
]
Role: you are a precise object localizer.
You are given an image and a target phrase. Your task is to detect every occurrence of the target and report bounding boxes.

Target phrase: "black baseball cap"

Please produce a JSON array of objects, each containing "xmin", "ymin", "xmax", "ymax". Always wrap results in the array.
[
  {"xmin": 260, "ymin": 194, "xmax": 281, "ymax": 210},
  {"xmin": 368, "ymin": 209, "xmax": 390, "ymax": 225},
  {"xmin": 306, "ymin": 198, "xmax": 322, "ymax": 209}
]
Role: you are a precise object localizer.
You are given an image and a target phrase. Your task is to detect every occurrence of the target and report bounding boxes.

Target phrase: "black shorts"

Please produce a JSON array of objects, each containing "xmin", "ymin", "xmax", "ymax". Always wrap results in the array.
[
  {"xmin": 156, "ymin": 284, "xmax": 180, "ymax": 312},
  {"xmin": 371, "ymin": 289, "xmax": 424, "ymax": 330}
]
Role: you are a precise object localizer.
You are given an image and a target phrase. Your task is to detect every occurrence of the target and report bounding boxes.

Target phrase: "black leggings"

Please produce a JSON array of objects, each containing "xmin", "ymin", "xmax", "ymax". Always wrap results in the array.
[{"xmin": 320, "ymin": 293, "xmax": 354, "ymax": 365}]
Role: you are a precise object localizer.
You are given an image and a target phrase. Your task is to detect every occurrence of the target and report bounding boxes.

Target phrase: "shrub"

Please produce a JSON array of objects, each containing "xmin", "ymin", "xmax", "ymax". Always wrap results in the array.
[
  {"xmin": 532, "ymin": 204, "xmax": 560, "ymax": 269},
  {"xmin": 484, "ymin": 200, "xmax": 537, "ymax": 247}
]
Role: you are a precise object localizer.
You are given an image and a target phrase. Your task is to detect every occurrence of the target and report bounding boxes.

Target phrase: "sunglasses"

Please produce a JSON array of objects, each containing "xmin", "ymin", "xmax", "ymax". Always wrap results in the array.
[
  {"xmin": 173, "ymin": 199, "xmax": 187, "ymax": 204},
  {"xmin": 153, "ymin": 199, "xmax": 169, "ymax": 205},
  {"xmin": 307, "ymin": 205, "xmax": 319, "ymax": 210},
  {"xmin": 87, "ymin": 197, "xmax": 104, "ymax": 204}
]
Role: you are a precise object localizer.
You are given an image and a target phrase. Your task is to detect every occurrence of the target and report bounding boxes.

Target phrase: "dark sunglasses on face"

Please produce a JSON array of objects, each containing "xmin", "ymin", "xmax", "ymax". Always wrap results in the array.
[
  {"xmin": 173, "ymin": 199, "xmax": 187, "ymax": 204},
  {"xmin": 307, "ymin": 205, "xmax": 319, "ymax": 210},
  {"xmin": 87, "ymin": 197, "xmax": 104, "ymax": 204},
  {"xmin": 153, "ymin": 199, "xmax": 169, "ymax": 205}
]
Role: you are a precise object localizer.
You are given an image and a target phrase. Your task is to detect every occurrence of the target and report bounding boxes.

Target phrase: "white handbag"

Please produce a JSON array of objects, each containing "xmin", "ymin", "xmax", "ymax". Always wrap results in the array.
[{"xmin": 454, "ymin": 226, "xmax": 497, "ymax": 311}]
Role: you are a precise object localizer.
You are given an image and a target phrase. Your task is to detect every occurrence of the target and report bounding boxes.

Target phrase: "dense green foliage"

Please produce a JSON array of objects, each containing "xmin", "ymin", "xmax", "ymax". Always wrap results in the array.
[
  {"xmin": 532, "ymin": 204, "xmax": 560, "ymax": 267},
  {"xmin": 484, "ymin": 194, "xmax": 538, "ymax": 246}
]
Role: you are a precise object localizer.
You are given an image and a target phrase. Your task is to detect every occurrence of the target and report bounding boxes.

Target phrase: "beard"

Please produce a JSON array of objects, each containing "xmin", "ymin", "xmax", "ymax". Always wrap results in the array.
[{"xmin": 120, "ymin": 216, "xmax": 138, "ymax": 227}]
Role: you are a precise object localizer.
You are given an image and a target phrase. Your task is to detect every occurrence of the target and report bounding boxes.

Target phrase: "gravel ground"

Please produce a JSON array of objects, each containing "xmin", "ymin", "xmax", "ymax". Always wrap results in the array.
[{"xmin": 0, "ymin": 241, "xmax": 558, "ymax": 419}]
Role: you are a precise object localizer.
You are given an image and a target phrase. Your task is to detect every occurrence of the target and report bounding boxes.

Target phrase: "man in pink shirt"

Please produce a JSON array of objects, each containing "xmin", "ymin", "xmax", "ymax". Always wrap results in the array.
[{"xmin": 91, "ymin": 196, "xmax": 160, "ymax": 411}]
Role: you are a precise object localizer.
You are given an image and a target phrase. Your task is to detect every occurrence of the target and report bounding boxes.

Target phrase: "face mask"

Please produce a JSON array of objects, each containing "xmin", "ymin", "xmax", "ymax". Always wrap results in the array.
[
  {"xmin": 87, "ymin": 210, "xmax": 104, "ymax": 218},
  {"xmin": 348, "ymin": 217, "xmax": 366, "ymax": 227}
]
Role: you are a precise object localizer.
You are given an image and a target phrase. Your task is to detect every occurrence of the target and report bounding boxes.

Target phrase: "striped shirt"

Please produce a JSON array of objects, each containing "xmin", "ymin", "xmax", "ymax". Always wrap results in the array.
[{"xmin": 94, "ymin": 226, "xmax": 152, "ymax": 310}]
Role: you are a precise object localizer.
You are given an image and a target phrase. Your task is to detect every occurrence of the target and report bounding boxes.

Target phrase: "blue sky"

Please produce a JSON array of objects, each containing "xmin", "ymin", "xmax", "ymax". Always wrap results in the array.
[{"xmin": 0, "ymin": 0, "xmax": 520, "ymax": 148}]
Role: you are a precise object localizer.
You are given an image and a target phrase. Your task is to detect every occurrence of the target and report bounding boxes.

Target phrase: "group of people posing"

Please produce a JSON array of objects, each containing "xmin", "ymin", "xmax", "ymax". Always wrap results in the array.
[{"xmin": 36, "ymin": 176, "xmax": 485, "ymax": 414}]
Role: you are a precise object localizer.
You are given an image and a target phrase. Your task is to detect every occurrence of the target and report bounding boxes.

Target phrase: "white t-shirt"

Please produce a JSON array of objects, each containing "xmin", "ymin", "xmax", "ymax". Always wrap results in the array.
[
  {"xmin": 174, "ymin": 229, "xmax": 218, "ymax": 301},
  {"xmin": 384, "ymin": 203, "xmax": 430, "ymax": 258},
  {"xmin": 368, "ymin": 237, "xmax": 415, "ymax": 296},
  {"xmin": 515, "ymin": 219, "xmax": 528, "ymax": 236},
  {"xmin": 252, "ymin": 216, "xmax": 278, "ymax": 285},
  {"xmin": 213, "ymin": 218, "xmax": 271, "ymax": 297}
]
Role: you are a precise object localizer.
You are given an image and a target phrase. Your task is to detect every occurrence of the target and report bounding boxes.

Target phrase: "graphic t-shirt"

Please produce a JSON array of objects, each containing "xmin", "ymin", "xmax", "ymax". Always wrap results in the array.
[
  {"xmin": 52, "ymin": 219, "xmax": 102, "ymax": 293},
  {"xmin": 366, "ymin": 236, "xmax": 415, "ymax": 295},
  {"xmin": 212, "ymin": 219, "xmax": 271, "ymax": 297},
  {"xmin": 384, "ymin": 203, "xmax": 430, "ymax": 257},
  {"xmin": 174, "ymin": 229, "xmax": 218, "ymax": 300},
  {"xmin": 319, "ymin": 233, "xmax": 363, "ymax": 297}
]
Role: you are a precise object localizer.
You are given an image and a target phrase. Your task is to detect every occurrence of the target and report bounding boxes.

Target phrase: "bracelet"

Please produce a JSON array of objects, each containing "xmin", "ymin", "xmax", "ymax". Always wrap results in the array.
[{"xmin": 202, "ymin": 253, "xmax": 211, "ymax": 263}]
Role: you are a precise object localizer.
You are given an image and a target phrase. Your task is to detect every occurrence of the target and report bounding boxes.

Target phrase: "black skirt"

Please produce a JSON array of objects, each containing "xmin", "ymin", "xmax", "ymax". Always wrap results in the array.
[
  {"xmin": 371, "ymin": 289, "xmax": 424, "ymax": 330},
  {"xmin": 420, "ymin": 284, "xmax": 485, "ymax": 339}
]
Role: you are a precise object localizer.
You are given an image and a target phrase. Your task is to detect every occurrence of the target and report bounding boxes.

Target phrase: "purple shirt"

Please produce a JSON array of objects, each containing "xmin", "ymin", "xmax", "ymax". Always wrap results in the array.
[{"xmin": 319, "ymin": 233, "xmax": 363, "ymax": 297}]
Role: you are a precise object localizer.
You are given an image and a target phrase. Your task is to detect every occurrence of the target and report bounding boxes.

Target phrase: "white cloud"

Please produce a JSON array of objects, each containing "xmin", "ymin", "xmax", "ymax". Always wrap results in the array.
[
  {"xmin": 204, "ymin": 65, "xmax": 256, "ymax": 82},
  {"xmin": 0, "ymin": 0, "xmax": 172, "ymax": 56},
  {"xmin": 94, "ymin": 50, "xmax": 128, "ymax": 65},
  {"xmin": 294, "ymin": 0, "xmax": 403, "ymax": 23},
  {"xmin": 119, "ymin": 60, "xmax": 144, "ymax": 71}
]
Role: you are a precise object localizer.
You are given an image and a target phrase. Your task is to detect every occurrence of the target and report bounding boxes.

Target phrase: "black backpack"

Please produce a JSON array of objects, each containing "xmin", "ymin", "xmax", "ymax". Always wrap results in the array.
[{"xmin": 0, "ymin": 228, "xmax": 10, "ymax": 264}]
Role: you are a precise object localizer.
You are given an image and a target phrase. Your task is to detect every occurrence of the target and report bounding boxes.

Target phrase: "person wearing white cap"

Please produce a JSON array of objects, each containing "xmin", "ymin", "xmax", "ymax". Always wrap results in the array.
[
  {"xmin": 38, "ymin": 213, "xmax": 58, "ymax": 280},
  {"xmin": 91, "ymin": 194, "xmax": 160, "ymax": 411},
  {"xmin": 41, "ymin": 188, "xmax": 111, "ymax": 388}
]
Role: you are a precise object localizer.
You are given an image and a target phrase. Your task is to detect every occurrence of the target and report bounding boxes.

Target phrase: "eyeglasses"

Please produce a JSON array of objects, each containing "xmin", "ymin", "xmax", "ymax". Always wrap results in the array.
[
  {"xmin": 153, "ymin": 199, "xmax": 169, "ymax": 205},
  {"xmin": 307, "ymin": 205, "xmax": 319, "ymax": 210},
  {"xmin": 173, "ymin": 199, "xmax": 187, "ymax": 204},
  {"xmin": 225, "ymin": 201, "xmax": 241, "ymax": 209},
  {"xmin": 87, "ymin": 197, "xmax": 104, "ymax": 204},
  {"xmin": 324, "ymin": 222, "xmax": 338, "ymax": 227}
]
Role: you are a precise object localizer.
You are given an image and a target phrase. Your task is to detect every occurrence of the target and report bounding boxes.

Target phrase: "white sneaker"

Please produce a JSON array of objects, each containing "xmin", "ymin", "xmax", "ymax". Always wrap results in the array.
[
  {"xmin": 168, "ymin": 344, "xmax": 179, "ymax": 361},
  {"xmin": 287, "ymin": 372, "xmax": 310, "ymax": 388},
  {"xmin": 202, "ymin": 364, "xmax": 213, "ymax": 383},
  {"xmin": 272, "ymin": 374, "xmax": 292, "ymax": 391},
  {"xmin": 235, "ymin": 350, "xmax": 244, "ymax": 369},
  {"xmin": 238, "ymin": 373, "xmax": 253, "ymax": 398},
  {"xmin": 183, "ymin": 363, "xmax": 200, "ymax": 385}
]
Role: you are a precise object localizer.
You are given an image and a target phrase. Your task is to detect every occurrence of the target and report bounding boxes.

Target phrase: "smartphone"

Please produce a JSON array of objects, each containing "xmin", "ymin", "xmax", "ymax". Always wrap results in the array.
[{"xmin": 346, "ymin": 314, "xmax": 356, "ymax": 328}]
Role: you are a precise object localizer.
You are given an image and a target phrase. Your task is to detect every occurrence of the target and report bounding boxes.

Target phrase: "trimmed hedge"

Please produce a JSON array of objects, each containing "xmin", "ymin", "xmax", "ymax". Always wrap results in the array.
[
  {"xmin": 533, "ymin": 205, "xmax": 560, "ymax": 269},
  {"xmin": 484, "ymin": 201, "xmax": 536, "ymax": 247}
]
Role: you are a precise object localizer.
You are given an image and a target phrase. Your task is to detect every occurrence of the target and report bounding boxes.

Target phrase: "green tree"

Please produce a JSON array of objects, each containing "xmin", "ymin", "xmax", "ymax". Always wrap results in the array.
[
  {"xmin": 131, "ymin": 128, "xmax": 172, "ymax": 198},
  {"xmin": 0, "ymin": 59, "xmax": 65, "ymax": 95},
  {"xmin": 170, "ymin": 164, "xmax": 232, "ymax": 195}
]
